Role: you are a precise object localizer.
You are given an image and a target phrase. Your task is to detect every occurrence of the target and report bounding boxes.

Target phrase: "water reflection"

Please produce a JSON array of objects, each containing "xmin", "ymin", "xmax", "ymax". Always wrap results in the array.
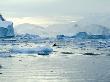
[{"xmin": 0, "ymin": 55, "xmax": 110, "ymax": 82}]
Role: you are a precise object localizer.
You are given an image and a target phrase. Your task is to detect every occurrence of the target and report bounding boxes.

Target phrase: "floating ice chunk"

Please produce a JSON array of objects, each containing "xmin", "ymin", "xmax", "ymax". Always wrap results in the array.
[
  {"xmin": 36, "ymin": 46, "xmax": 53, "ymax": 55},
  {"xmin": 11, "ymin": 45, "xmax": 53, "ymax": 55},
  {"xmin": 0, "ymin": 52, "xmax": 11, "ymax": 57}
]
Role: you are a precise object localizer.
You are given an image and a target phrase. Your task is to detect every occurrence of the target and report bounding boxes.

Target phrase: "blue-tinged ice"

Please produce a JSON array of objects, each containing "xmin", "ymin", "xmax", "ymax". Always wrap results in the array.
[
  {"xmin": 0, "ymin": 14, "xmax": 14, "ymax": 38},
  {"xmin": 11, "ymin": 45, "xmax": 53, "ymax": 55}
]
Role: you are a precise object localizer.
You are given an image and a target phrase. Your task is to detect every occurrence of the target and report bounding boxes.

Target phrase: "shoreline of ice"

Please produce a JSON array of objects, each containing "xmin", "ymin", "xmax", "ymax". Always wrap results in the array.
[{"xmin": 0, "ymin": 40, "xmax": 110, "ymax": 57}]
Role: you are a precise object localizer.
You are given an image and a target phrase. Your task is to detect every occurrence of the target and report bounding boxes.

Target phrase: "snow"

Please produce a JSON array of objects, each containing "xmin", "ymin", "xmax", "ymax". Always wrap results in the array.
[
  {"xmin": 15, "ymin": 34, "xmax": 41, "ymax": 42},
  {"xmin": 45, "ymin": 15, "xmax": 110, "ymax": 36}
]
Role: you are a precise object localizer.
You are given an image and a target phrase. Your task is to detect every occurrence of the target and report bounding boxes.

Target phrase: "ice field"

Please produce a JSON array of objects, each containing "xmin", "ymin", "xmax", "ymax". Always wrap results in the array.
[{"xmin": 0, "ymin": 40, "xmax": 110, "ymax": 82}]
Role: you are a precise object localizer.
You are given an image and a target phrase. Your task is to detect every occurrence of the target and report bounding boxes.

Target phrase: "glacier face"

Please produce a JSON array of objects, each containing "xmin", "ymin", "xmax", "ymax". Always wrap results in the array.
[{"xmin": 0, "ymin": 15, "xmax": 14, "ymax": 38}]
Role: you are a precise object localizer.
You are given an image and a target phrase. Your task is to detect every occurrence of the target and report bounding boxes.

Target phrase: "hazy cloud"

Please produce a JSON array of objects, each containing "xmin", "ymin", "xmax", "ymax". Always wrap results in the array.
[
  {"xmin": 0, "ymin": 0, "xmax": 110, "ymax": 26},
  {"xmin": 0, "ymin": 0, "xmax": 110, "ymax": 17}
]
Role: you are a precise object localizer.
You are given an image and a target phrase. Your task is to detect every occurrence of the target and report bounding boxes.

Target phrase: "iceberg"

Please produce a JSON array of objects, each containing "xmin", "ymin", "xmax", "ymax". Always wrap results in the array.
[
  {"xmin": 0, "ymin": 14, "xmax": 14, "ymax": 38},
  {"xmin": 11, "ymin": 45, "xmax": 53, "ymax": 55}
]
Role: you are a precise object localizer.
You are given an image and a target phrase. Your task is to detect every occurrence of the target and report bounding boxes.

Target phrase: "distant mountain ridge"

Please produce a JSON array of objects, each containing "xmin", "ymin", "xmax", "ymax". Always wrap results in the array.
[
  {"xmin": 14, "ymin": 23, "xmax": 48, "ymax": 36},
  {"xmin": 14, "ymin": 16, "xmax": 110, "ymax": 36}
]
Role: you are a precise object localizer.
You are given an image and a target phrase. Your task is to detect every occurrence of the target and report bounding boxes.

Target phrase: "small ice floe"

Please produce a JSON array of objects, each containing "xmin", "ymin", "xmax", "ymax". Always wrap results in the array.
[
  {"xmin": 36, "ymin": 46, "xmax": 53, "ymax": 55},
  {"xmin": 11, "ymin": 45, "xmax": 53, "ymax": 55},
  {"xmin": 83, "ymin": 53, "xmax": 100, "ymax": 56},
  {"xmin": 0, "ymin": 52, "xmax": 11, "ymax": 57}
]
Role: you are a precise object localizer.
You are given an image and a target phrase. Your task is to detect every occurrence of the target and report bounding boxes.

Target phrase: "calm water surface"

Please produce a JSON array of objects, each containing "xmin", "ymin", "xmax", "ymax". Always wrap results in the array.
[{"xmin": 0, "ymin": 54, "xmax": 110, "ymax": 82}]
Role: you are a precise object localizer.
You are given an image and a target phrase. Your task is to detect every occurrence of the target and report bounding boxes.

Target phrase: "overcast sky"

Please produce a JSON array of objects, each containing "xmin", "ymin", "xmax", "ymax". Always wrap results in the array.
[{"xmin": 0, "ymin": 0, "xmax": 110, "ymax": 26}]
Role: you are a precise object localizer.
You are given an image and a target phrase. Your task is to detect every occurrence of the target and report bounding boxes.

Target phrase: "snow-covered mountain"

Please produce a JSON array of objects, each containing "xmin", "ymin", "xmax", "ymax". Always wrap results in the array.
[
  {"xmin": 14, "ymin": 23, "xmax": 48, "ymax": 36},
  {"xmin": 46, "ymin": 23, "xmax": 110, "ymax": 36},
  {"xmin": 77, "ymin": 15, "xmax": 110, "ymax": 27},
  {"xmin": 14, "ymin": 15, "xmax": 110, "ymax": 37},
  {"xmin": 46, "ymin": 23, "xmax": 77, "ymax": 36},
  {"xmin": 46, "ymin": 15, "xmax": 110, "ymax": 36}
]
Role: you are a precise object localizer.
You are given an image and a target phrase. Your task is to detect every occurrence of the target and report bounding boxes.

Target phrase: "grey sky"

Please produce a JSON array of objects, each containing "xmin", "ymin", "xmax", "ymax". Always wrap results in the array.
[
  {"xmin": 0, "ymin": 0, "xmax": 110, "ymax": 17},
  {"xmin": 0, "ymin": 0, "xmax": 110, "ymax": 26}
]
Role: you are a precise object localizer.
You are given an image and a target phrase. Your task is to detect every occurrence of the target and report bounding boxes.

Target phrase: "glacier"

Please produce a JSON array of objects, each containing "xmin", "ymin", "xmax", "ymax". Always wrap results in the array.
[{"xmin": 0, "ymin": 14, "xmax": 14, "ymax": 38}]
